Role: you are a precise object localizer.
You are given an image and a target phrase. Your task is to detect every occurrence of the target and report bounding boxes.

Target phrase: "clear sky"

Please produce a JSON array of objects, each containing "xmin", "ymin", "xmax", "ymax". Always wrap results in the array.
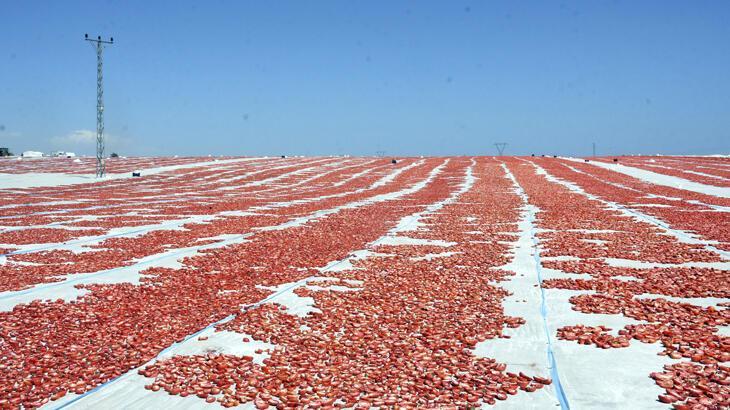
[{"xmin": 1, "ymin": 1, "xmax": 729, "ymax": 157}]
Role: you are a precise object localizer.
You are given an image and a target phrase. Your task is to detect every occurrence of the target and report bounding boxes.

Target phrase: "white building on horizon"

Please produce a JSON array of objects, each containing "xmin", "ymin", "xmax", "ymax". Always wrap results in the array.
[{"xmin": 21, "ymin": 151, "xmax": 44, "ymax": 158}]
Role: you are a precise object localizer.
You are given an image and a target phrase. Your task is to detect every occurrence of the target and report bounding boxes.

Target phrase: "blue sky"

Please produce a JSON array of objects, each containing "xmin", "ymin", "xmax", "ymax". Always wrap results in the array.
[{"xmin": 1, "ymin": 1, "xmax": 729, "ymax": 156}]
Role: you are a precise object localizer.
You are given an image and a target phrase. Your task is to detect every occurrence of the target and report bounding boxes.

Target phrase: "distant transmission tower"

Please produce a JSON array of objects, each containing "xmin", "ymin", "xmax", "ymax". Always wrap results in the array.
[
  {"xmin": 494, "ymin": 142, "xmax": 508, "ymax": 156},
  {"xmin": 85, "ymin": 34, "xmax": 114, "ymax": 177}
]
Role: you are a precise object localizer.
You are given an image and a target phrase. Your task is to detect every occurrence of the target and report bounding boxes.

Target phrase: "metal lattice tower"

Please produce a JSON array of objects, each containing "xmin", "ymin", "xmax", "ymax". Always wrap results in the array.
[
  {"xmin": 494, "ymin": 142, "xmax": 508, "ymax": 156},
  {"xmin": 85, "ymin": 34, "xmax": 114, "ymax": 177}
]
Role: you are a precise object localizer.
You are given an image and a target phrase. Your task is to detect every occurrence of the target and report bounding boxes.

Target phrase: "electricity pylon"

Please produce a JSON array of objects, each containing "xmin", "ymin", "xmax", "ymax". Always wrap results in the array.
[{"xmin": 85, "ymin": 34, "xmax": 114, "ymax": 177}]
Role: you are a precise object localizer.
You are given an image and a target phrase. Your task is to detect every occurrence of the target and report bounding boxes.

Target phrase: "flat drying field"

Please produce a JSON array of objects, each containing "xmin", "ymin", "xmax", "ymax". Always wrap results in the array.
[{"xmin": 0, "ymin": 155, "xmax": 728, "ymax": 409}]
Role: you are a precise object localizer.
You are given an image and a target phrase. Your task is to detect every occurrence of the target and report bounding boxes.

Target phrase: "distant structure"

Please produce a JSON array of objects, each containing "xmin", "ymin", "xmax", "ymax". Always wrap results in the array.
[
  {"xmin": 592, "ymin": 142, "xmax": 596, "ymax": 157},
  {"xmin": 84, "ymin": 34, "xmax": 114, "ymax": 177},
  {"xmin": 494, "ymin": 142, "xmax": 508, "ymax": 156},
  {"xmin": 22, "ymin": 151, "xmax": 43, "ymax": 158},
  {"xmin": 0, "ymin": 148, "xmax": 10, "ymax": 157},
  {"xmin": 51, "ymin": 151, "xmax": 76, "ymax": 158},
  {"xmin": 376, "ymin": 150, "xmax": 386, "ymax": 157}
]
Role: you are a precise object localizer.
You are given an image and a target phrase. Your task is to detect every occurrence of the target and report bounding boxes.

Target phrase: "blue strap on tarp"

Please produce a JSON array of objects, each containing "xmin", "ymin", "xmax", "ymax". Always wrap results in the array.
[{"xmin": 529, "ymin": 208, "xmax": 571, "ymax": 410}]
